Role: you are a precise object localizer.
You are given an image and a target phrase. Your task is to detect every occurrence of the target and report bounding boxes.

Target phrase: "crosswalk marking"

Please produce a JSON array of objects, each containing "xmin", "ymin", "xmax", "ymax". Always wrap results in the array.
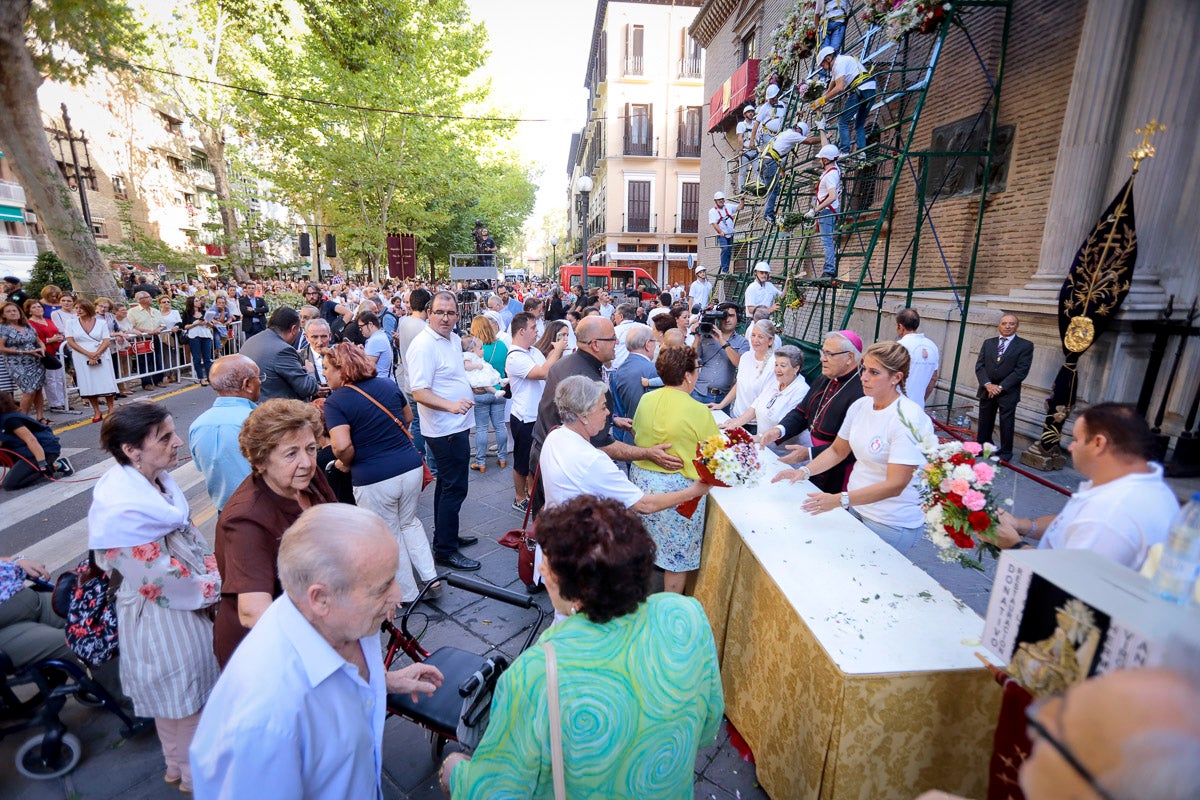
[{"xmin": 6, "ymin": 461, "xmax": 211, "ymax": 573}]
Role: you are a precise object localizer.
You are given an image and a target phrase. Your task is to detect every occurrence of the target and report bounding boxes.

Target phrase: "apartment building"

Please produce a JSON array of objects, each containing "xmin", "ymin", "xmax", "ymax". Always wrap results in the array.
[
  {"xmin": 0, "ymin": 152, "xmax": 39, "ymax": 279},
  {"xmin": 566, "ymin": 0, "xmax": 707, "ymax": 291}
]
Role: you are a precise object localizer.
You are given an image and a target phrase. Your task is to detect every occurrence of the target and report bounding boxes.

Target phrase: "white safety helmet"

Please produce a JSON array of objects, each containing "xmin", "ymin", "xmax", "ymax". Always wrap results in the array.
[
  {"xmin": 765, "ymin": 84, "xmax": 780, "ymax": 100},
  {"xmin": 754, "ymin": 262, "xmax": 772, "ymax": 273},
  {"xmin": 695, "ymin": 265, "xmax": 707, "ymax": 273},
  {"xmin": 793, "ymin": 121, "xmax": 811, "ymax": 137},
  {"xmin": 818, "ymin": 46, "xmax": 836, "ymax": 63},
  {"xmin": 713, "ymin": 191, "xmax": 725, "ymax": 201},
  {"xmin": 818, "ymin": 144, "xmax": 840, "ymax": 161},
  {"xmin": 743, "ymin": 105, "xmax": 755, "ymax": 114}
]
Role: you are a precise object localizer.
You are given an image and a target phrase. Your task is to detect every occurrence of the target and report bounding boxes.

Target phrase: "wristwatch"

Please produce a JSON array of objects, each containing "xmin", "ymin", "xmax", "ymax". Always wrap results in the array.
[
  {"xmin": 840, "ymin": 491, "xmax": 850, "ymax": 509},
  {"xmin": 722, "ymin": 342, "xmax": 732, "ymax": 350}
]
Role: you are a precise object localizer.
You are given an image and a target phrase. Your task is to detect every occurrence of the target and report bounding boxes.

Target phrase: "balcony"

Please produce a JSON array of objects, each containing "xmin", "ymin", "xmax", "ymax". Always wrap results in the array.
[
  {"xmin": 679, "ymin": 216, "xmax": 698, "ymax": 234},
  {"xmin": 0, "ymin": 180, "xmax": 26, "ymax": 207},
  {"xmin": 677, "ymin": 140, "xmax": 702, "ymax": 159},
  {"xmin": 0, "ymin": 235, "xmax": 38, "ymax": 256},
  {"xmin": 678, "ymin": 55, "xmax": 702, "ymax": 80},
  {"xmin": 624, "ymin": 55, "xmax": 644, "ymax": 77},
  {"xmin": 192, "ymin": 168, "xmax": 216, "ymax": 189},
  {"xmin": 708, "ymin": 58, "xmax": 759, "ymax": 132}
]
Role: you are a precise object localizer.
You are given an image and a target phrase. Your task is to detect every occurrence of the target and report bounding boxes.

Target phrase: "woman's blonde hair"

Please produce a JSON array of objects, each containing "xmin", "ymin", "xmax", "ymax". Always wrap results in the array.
[
  {"xmin": 863, "ymin": 341, "xmax": 910, "ymax": 394},
  {"xmin": 470, "ymin": 315, "xmax": 497, "ymax": 344}
]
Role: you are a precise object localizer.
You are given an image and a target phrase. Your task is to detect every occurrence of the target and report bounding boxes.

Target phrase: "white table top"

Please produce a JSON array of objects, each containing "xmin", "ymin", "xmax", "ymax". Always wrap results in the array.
[{"xmin": 708, "ymin": 414, "xmax": 987, "ymax": 674}]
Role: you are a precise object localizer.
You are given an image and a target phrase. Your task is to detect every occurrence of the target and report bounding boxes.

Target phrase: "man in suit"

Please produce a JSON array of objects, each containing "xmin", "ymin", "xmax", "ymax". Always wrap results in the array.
[
  {"xmin": 298, "ymin": 318, "xmax": 332, "ymax": 394},
  {"xmin": 975, "ymin": 313, "xmax": 1034, "ymax": 461},
  {"xmin": 239, "ymin": 283, "xmax": 269, "ymax": 337},
  {"xmin": 610, "ymin": 324, "xmax": 659, "ymax": 444},
  {"xmin": 239, "ymin": 307, "xmax": 320, "ymax": 402}
]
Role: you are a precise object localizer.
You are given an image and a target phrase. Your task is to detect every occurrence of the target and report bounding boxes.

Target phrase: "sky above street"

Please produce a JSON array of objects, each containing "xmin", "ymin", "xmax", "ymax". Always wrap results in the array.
[{"xmin": 464, "ymin": 0, "xmax": 596, "ymax": 225}]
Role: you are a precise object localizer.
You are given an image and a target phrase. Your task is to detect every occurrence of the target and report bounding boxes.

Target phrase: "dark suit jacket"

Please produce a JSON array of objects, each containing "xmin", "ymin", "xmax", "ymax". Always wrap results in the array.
[
  {"xmin": 975, "ymin": 335, "xmax": 1033, "ymax": 399},
  {"xmin": 611, "ymin": 353, "xmax": 660, "ymax": 443},
  {"xmin": 239, "ymin": 295, "xmax": 268, "ymax": 324},
  {"xmin": 240, "ymin": 329, "xmax": 320, "ymax": 401},
  {"xmin": 298, "ymin": 346, "xmax": 328, "ymax": 387}
]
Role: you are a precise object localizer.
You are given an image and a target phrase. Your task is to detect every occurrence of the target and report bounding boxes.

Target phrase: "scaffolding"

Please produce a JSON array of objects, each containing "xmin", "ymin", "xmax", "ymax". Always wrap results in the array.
[{"xmin": 711, "ymin": 0, "xmax": 1013, "ymax": 416}]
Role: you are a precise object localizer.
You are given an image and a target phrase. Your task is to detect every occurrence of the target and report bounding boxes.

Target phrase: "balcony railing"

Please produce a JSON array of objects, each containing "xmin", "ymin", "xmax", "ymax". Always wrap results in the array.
[
  {"xmin": 678, "ymin": 55, "xmax": 702, "ymax": 79},
  {"xmin": 679, "ymin": 216, "xmax": 698, "ymax": 234},
  {"xmin": 0, "ymin": 235, "xmax": 39, "ymax": 256},
  {"xmin": 677, "ymin": 140, "xmax": 702, "ymax": 158},
  {"xmin": 624, "ymin": 55, "xmax": 644, "ymax": 76},
  {"xmin": 0, "ymin": 180, "xmax": 26, "ymax": 206},
  {"xmin": 623, "ymin": 213, "xmax": 655, "ymax": 234}
]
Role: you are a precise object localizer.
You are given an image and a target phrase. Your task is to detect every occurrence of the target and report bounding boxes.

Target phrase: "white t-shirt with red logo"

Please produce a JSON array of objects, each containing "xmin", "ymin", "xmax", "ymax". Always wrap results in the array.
[{"xmin": 837, "ymin": 395, "xmax": 931, "ymax": 528}]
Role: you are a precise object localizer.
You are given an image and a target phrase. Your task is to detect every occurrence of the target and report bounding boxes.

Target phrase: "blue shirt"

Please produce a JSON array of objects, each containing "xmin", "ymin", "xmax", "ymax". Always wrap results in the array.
[
  {"xmin": 190, "ymin": 594, "xmax": 387, "ymax": 800},
  {"xmin": 323, "ymin": 378, "xmax": 422, "ymax": 486},
  {"xmin": 188, "ymin": 397, "xmax": 255, "ymax": 512}
]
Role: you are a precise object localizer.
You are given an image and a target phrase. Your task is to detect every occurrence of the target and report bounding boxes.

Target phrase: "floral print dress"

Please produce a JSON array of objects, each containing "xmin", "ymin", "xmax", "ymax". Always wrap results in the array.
[
  {"xmin": 0, "ymin": 323, "xmax": 45, "ymax": 393},
  {"xmin": 95, "ymin": 525, "xmax": 222, "ymax": 719}
]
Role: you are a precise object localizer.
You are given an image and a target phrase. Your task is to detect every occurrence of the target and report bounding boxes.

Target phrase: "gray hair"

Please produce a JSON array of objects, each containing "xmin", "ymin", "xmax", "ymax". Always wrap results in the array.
[
  {"xmin": 775, "ymin": 344, "xmax": 803, "ymax": 370},
  {"xmin": 299, "ymin": 304, "xmax": 319, "ymax": 322},
  {"xmin": 208, "ymin": 354, "xmax": 258, "ymax": 394},
  {"xmin": 487, "ymin": 295, "xmax": 504, "ymax": 311},
  {"xmin": 824, "ymin": 331, "xmax": 862, "ymax": 362},
  {"xmin": 304, "ymin": 317, "xmax": 330, "ymax": 334},
  {"xmin": 625, "ymin": 323, "xmax": 654, "ymax": 353},
  {"xmin": 555, "ymin": 375, "xmax": 607, "ymax": 424},
  {"xmin": 750, "ymin": 318, "xmax": 778, "ymax": 339},
  {"xmin": 279, "ymin": 505, "xmax": 393, "ymax": 599}
]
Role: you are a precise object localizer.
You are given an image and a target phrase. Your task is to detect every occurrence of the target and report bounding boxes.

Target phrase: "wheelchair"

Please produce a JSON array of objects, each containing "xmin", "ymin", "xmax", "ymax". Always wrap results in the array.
[
  {"xmin": 0, "ymin": 581, "xmax": 152, "ymax": 779},
  {"xmin": 383, "ymin": 572, "xmax": 547, "ymax": 761}
]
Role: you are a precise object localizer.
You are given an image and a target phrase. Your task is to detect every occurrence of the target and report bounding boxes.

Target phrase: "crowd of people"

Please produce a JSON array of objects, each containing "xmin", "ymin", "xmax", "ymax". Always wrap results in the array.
[{"xmin": 1, "ymin": 260, "xmax": 1196, "ymax": 799}]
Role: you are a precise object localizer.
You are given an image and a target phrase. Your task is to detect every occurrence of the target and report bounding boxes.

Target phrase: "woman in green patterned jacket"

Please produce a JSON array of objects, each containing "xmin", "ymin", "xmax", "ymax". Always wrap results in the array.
[{"xmin": 440, "ymin": 495, "xmax": 725, "ymax": 799}]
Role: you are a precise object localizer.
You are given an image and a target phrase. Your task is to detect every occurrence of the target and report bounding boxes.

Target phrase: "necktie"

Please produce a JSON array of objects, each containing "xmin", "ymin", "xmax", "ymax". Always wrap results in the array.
[{"xmin": 997, "ymin": 338, "xmax": 1008, "ymax": 360}]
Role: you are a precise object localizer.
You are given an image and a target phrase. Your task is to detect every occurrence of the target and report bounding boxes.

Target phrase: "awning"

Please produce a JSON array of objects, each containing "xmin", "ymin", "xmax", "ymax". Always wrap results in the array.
[
  {"xmin": 0, "ymin": 205, "xmax": 24, "ymax": 223},
  {"xmin": 708, "ymin": 58, "xmax": 759, "ymax": 132}
]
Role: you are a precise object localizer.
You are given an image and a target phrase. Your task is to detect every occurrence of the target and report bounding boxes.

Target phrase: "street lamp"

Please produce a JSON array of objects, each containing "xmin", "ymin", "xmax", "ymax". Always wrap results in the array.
[
  {"xmin": 575, "ymin": 175, "xmax": 593, "ymax": 290},
  {"xmin": 549, "ymin": 236, "xmax": 558, "ymax": 277}
]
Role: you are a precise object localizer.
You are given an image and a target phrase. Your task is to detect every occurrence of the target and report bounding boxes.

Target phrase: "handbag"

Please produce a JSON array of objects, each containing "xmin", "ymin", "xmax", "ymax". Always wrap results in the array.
[
  {"xmin": 347, "ymin": 383, "xmax": 434, "ymax": 490},
  {"xmin": 499, "ymin": 451, "xmax": 544, "ymax": 588},
  {"xmin": 40, "ymin": 353, "xmax": 61, "ymax": 370},
  {"xmin": 544, "ymin": 641, "xmax": 567, "ymax": 800},
  {"xmin": 53, "ymin": 552, "xmax": 119, "ymax": 666}
]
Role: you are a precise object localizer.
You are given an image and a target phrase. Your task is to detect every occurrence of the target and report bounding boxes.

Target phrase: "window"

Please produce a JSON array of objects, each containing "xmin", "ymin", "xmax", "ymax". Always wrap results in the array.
[
  {"xmin": 668, "ymin": 243, "xmax": 698, "ymax": 253},
  {"xmin": 625, "ymin": 24, "xmax": 644, "ymax": 76},
  {"xmin": 679, "ymin": 182, "xmax": 699, "ymax": 233},
  {"xmin": 183, "ymin": 193, "xmax": 197, "ymax": 208},
  {"xmin": 627, "ymin": 180, "xmax": 651, "ymax": 232},
  {"xmin": 191, "ymin": 151, "xmax": 210, "ymax": 172},
  {"xmin": 159, "ymin": 112, "xmax": 183, "ymax": 136},
  {"xmin": 91, "ymin": 221, "xmax": 107, "ymax": 239},
  {"xmin": 111, "ymin": 175, "xmax": 127, "ymax": 199},
  {"xmin": 680, "ymin": 32, "xmax": 702, "ymax": 79},
  {"xmin": 741, "ymin": 29, "xmax": 757, "ymax": 62},
  {"xmin": 597, "ymin": 31, "xmax": 607, "ymax": 83},
  {"xmin": 54, "ymin": 160, "xmax": 97, "ymax": 191},
  {"xmin": 624, "ymin": 103, "xmax": 653, "ymax": 156},
  {"xmin": 678, "ymin": 107, "xmax": 702, "ymax": 158},
  {"xmin": 166, "ymin": 155, "xmax": 186, "ymax": 173}
]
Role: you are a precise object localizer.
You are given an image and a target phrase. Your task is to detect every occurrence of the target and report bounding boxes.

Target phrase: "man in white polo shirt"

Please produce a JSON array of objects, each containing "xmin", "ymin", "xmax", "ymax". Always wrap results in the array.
[
  {"xmin": 895, "ymin": 307, "xmax": 939, "ymax": 409},
  {"xmin": 504, "ymin": 311, "xmax": 566, "ymax": 513},
  {"xmin": 407, "ymin": 291, "xmax": 480, "ymax": 571},
  {"xmin": 744, "ymin": 262, "xmax": 782, "ymax": 316},
  {"xmin": 688, "ymin": 266, "xmax": 712, "ymax": 310}
]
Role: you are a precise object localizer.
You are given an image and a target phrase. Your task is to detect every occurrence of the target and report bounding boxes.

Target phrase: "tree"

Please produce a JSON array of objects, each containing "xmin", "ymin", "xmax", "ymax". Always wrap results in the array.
[
  {"xmin": 26, "ymin": 251, "xmax": 72, "ymax": 299},
  {"xmin": 0, "ymin": 0, "xmax": 142, "ymax": 298}
]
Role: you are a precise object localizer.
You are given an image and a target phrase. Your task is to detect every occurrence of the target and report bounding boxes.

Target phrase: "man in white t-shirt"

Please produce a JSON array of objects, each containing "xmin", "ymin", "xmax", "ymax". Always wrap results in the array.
[
  {"xmin": 610, "ymin": 303, "xmax": 639, "ymax": 370},
  {"xmin": 817, "ymin": 46, "xmax": 878, "ymax": 157},
  {"xmin": 669, "ymin": 283, "xmax": 684, "ymax": 303},
  {"xmin": 802, "ymin": 143, "xmax": 841, "ymax": 277},
  {"xmin": 597, "ymin": 291, "xmax": 615, "ymax": 319},
  {"xmin": 688, "ymin": 267, "xmax": 712, "ymax": 310},
  {"xmin": 752, "ymin": 84, "xmax": 787, "ymax": 152},
  {"xmin": 997, "ymin": 403, "xmax": 1179, "ymax": 570},
  {"xmin": 735, "ymin": 105, "xmax": 758, "ymax": 190},
  {"xmin": 761, "ymin": 120, "xmax": 823, "ymax": 227},
  {"xmin": 895, "ymin": 307, "xmax": 939, "ymax": 408},
  {"xmin": 709, "ymin": 192, "xmax": 739, "ymax": 275},
  {"xmin": 744, "ymin": 262, "xmax": 782, "ymax": 316},
  {"xmin": 504, "ymin": 311, "xmax": 566, "ymax": 513},
  {"xmin": 406, "ymin": 291, "xmax": 480, "ymax": 572}
]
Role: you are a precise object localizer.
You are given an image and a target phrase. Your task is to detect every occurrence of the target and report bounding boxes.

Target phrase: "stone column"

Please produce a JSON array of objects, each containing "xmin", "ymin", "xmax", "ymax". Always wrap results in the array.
[{"xmin": 1014, "ymin": 0, "xmax": 1142, "ymax": 298}]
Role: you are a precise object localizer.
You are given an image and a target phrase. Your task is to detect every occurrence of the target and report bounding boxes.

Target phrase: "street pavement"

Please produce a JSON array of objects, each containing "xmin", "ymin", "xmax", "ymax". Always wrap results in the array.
[{"xmin": 1, "ymin": 382, "xmax": 1196, "ymax": 799}]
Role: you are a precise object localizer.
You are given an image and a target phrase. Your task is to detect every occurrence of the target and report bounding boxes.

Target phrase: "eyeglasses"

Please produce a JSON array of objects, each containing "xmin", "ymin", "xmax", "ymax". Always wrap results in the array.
[
  {"xmin": 820, "ymin": 349, "xmax": 851, "ymax": 359},
  {"xmin": 430, "ymin": 309, "xmax": 458, "ymax": 318},
  {"xmin": 584, "ymin": 337, "xmax": 618, "ymax": 343},
  {"xmin": 1025, "ymin": 699, "xmax": 1117, "ymax": 800},
  {"xmin": 257, "ymin": 373, "xmax": 266, "ymax": 382}
]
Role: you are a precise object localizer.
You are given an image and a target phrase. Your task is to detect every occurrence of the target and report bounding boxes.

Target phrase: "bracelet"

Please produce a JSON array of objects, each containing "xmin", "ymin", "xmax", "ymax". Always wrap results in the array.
[
  {"xmin": 1028, "ymin": 519, "xmax": 1038, "ymax": 537},
  {"xmin": 799, "ymin": 466, "xmax": 811, "ymax": 481}
]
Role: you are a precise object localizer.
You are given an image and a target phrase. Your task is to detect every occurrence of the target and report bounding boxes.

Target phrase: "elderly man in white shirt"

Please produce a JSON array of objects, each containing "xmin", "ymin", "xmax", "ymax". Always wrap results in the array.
[
  {"xmin": 190, "ymin": 505, "xmax": 442, "ymax": 799},
  {"xmin": 406, "ymin": 291, "xmax": 481, "ymax": 571},
  {"xmin": 610, "ymin": 302, "xmax": 640, "ymax": 370},
  {"xmin": 744, "ymin": 262, "xmax": 782, "ymax": 316}
]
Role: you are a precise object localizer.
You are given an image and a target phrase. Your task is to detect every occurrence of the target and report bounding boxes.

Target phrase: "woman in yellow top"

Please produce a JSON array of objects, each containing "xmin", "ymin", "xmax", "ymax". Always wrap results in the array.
[{"xmin": 630, "ymin": 345, "xmax": 720, "ymax": 593}]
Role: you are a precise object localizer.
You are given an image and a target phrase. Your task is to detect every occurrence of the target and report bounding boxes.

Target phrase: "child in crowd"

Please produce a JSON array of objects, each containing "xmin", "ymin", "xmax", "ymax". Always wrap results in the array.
[{"xmin": 461, "ymin": 335, "xmax": 507, "ymax": 397}]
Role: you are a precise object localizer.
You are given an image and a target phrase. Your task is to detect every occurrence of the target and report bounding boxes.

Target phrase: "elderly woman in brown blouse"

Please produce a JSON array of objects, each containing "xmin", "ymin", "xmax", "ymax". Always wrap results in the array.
[{"xmin": 212, "ymin": 399, "xmax": 337, "ymax": 668}]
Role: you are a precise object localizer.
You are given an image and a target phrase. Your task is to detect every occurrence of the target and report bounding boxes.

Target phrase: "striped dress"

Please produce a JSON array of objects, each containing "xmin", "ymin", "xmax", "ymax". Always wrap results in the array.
[{"xmin": 95, "ymin": 524, "xmax": 221, "ymax": 718}]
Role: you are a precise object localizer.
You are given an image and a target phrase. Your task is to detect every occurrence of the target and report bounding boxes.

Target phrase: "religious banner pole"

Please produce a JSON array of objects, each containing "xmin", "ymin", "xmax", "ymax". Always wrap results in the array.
[{"xmin": 1021, "ymin": 121, "xmax": 1164, "ymax": 470}]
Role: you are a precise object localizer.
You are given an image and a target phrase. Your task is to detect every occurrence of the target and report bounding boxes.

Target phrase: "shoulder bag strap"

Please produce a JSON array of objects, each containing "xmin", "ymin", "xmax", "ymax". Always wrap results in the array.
[
  {"xmin": 543, "ymin": 642, "xmax": 567, "ymax": 800},
  {"xmin": 347, "ymin": 383, "xmax": 415, "ymax": 444}
]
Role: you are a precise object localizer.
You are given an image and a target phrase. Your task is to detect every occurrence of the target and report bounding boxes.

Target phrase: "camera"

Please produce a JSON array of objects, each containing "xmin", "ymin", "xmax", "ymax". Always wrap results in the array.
[{"xmin": 697, "ymin": 309, "xmax": 727, "ymax": 336}]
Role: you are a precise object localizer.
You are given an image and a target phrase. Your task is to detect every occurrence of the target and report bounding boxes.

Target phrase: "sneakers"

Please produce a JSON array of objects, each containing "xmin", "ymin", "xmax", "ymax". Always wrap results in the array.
[
  {"xmin": 512, "ymin": 498, "xmax": 529, "ymax": 513},
  {"xmin": 54, "ymin": 457, "xmax": 74, "ymax": 476}
]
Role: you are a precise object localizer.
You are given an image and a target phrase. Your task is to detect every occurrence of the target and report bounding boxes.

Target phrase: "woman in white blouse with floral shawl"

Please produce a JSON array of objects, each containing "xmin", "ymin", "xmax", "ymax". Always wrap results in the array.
[{"xmin": 89, "ymin": 402, "xmax": 221, "ymax": 793}]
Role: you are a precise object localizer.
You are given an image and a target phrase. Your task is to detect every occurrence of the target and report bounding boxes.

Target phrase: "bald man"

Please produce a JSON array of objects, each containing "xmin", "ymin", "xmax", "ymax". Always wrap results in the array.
[
  {"xmin": 527, "ymin": 316, "xmax": 682, "ymax": 515},
  {"xmin": 188, "ymin": 355, "xmax": 261, "ymax": 512},
  {"xmin": 917, "ymin": 658, "xmax": 1200, "ymax": 800},
  {"xmin": 191, "ymin": 505, "xmax": 444, "ymax": 798}
]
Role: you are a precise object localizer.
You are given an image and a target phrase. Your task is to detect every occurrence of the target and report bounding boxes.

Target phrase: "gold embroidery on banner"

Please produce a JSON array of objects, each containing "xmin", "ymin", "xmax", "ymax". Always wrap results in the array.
[{"xmin": 1063, "ymin": 316, "xmax": 1095, "ymax": 353}]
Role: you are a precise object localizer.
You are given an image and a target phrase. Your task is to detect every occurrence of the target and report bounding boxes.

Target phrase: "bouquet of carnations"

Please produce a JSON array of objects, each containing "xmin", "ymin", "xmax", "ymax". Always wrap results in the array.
[
  {"xmin": 863, "ymin": 0, "xmax": 952, "ymax": 41},
  {"xmin": 677, "ymin": 427, "xmax": 762, "ymax": 519},
  {"xmin": 918, "ymin": 439, "xmax": 1005, "ymax": 570},
  {"xmin": 800, "ymin": 77, "xmax": 827, "ymax": 104}
]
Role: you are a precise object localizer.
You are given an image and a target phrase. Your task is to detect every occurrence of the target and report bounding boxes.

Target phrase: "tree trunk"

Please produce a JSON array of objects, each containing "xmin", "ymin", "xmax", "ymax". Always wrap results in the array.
[
  {"xmin": 0, "ymin": 2, "xmax": 118, "ymax": 298},
  {"xmin": 196, "ymin": 123, "xmax": 249, "ymax": 282}
]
